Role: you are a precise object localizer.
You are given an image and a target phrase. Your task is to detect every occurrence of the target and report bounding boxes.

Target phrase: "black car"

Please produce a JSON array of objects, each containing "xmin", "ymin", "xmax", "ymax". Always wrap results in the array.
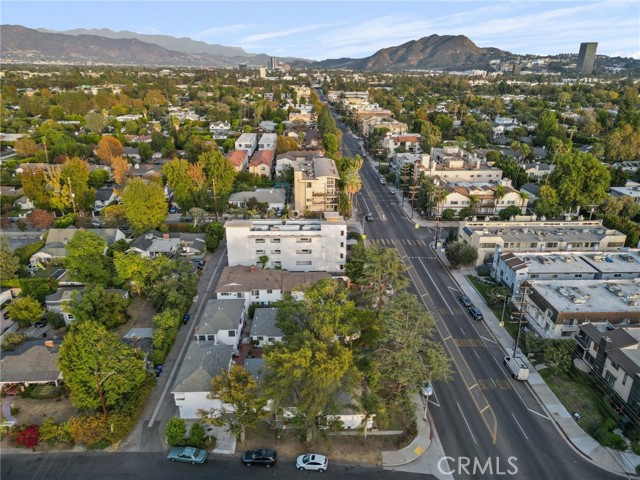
[
  {"xmin": 242, "ymin": 449, "xmax": 277, "ymax": 467},
  {"xmin": 34, "ymin": 318, "xmax": 48, "ymax": 328},
  {"xmin": 459, "ymin": 295, "xmax": 473, "ymax": 308},
  {"xmin": 468, "ymin": 307, "xmax": 484, "ymax": 321}
]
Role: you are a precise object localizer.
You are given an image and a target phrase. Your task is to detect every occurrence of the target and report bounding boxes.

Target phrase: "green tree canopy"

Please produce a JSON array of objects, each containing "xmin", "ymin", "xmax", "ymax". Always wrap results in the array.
[
  {"xmin": 65, "ymin": 230, "xmax": 111, "ymax": 285},
  {"xmin": 69, "ymin": 286, "xmax": 131, "ymax": 329},
  {"xmin": 57, "ymin": 321, "xmax": 147, "ymax": 413},
  {"xmin": 163, "ymin": 158, "xmax": 195, "ymax": 209},
  {"xmin": 445, "ymin": 241, "xmax": 478, "ymax": 268},
  {"xmin": 7, "ymin": 296, "xmax": 45, "ymax": 328},
  {"xmin": 0, "ymin": 240, "xmax": 21, "ymax": 281},
  {"xmin": 121, "ymin": 178, "xmax": 167, "ymax": 234}
]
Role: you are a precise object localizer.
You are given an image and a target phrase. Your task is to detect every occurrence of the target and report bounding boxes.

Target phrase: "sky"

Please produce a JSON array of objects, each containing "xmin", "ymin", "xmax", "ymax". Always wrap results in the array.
[{"xmin": 2, "ymin": 1, "xmax": 639, "ymax": 60}]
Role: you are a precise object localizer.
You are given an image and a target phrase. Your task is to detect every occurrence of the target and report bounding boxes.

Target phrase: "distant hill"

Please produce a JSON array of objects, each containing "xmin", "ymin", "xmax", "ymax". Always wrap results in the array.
[
  {"xmin": 37, "ymin": 27, "xmax": 251, "ymax": 58},
  {"xmin": 307, "ymin": 34, "xmax": 513, "ymax": 71}
]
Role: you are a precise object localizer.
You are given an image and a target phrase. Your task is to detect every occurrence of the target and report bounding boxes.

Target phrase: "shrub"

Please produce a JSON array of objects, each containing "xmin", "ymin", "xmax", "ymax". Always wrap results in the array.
[
  {"xmin": 14, "ymin": 239, "xmax": 46, "ymax": 264},
  {"xmin": 188, "ymin": 422, "xmax": 207, "ymax": 448},
  {"xmin": 1, "ymin": 332, "xmax": 29, "ymax": 351},
  {"xmin": 20, "ymin": 384, "xmax": 63, "ymax": 399},
  {"xmin": 632, "ymin": 441, "xmax": 640, "ymax": 456},
  {"xmin": 441, "ymin": 208, "xmax": 455, "ymax": 221},
  {"xmin": 45, "ymin": 310, "xmax": 66, "ymax": 329},
  {"xmin": 53, "ymin": 214, "xmax": 77, "ymax": 228},
  {"xmin": 68, "ymin": 415, "xmax": 109, "ymax": 447},
  {"xmin": 39, "ymin": 418, "xmax": 73, "ymax": 445},
  {"xmin": 9, "ymin": 424, "xmax": 40, "ymax": 448},
  {"xmin": 165, "ymin": 417, "xmax": 187, "ymax": 446}
]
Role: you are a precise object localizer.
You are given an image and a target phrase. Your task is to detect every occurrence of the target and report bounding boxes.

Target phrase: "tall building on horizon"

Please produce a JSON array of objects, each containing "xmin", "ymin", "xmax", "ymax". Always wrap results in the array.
[
  {"xmin": 269, "ymin": 56, "xmax": 277, "ymax": 70},
  {"xmin": 576, "ymin": 42, "xmax": 598, "ymax": 75}
]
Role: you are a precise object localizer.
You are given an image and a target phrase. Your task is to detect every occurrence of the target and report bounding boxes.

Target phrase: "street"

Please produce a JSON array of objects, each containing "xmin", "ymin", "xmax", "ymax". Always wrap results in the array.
[{"xmin": 335, "ymin": 104, "xmax": 620, "ymax": 480}]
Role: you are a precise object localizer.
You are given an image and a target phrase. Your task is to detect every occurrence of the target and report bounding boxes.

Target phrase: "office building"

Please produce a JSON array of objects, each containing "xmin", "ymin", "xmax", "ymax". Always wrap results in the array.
[{"xmin": 576, "ymin": 42, "xmax": 598, "ymax": 75}]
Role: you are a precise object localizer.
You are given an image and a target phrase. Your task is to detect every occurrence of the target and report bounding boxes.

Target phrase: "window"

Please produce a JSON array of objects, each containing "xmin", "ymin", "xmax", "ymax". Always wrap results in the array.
[
  {"xmin": 256, "ymin": 249, "xmax": 266, "ymax": 255},
  {"xmin": 622, "ymin": 373, "xmax": 628, "ymax": 386},
  {"xmin": 268, "ymin": 337, "xmax": 275, "ymax": 343},
  {"xmin": 340, "ymin": 230, "xmax": 345, "ymax": 236},
  {"xmin": 297, "ymin": 249, "xmax": 312, "ymax": 254},
  {"xmin": 174, "ymin": 394, "xmax": 185, "ymax": 401},
  {"xmin": 450, "ymin": 201, "xmax": 459, "ymax": 205},
  {"xmin": 267, "ymin": 289, "xmax": 272, "ymax": 294},
  {"xmin": 274, "ymin": 261, "xmax": 281, "ymax": 268},
  {"xmin": 257, "ymin": 336, "xmax": 264, "ymax": 341},
  {"xmin": 237, "ymin": 293, "xmax": 244, "ymax": 298},
  {"xmin": 610, "ymin": 361, "xmax": 619, "ymax": 370},
  {"xmin": 271, "ymin": 238, "xmax": 280, "ymax": 243},
  {"xmin": 340, "ymin": 242, "xmax": 344, "ymax": 247},
  {"xmin": 255, "ymin": 238, "xmax": 265, "ymax": 243},
  {"xmin": 296, "ymin": 260, "xmax": 312, "ymax": 266},
  {"xmin": 605, "ymin": 371, "xmax": 616, "ymax": 388},
  {"xmin": 228, "ymin": 330, "xmax": 236, "ymax": 337},
  {"xmin": 298, "ymin": 238, "xmax": 312, "ymax": 243},
  {"xmin": 614, "ymin": 274, "xmax": 621, "ymax": 278},
  {"xmin": 530, "ymin": 274, "xmax": 539, "ymax": 279},
  {"xmin": 574, "ymin": 274, "xmax": 582, "ymax": 278},
  {"xmin": 272, "ymin": 250, "xmax": 281, "ymax": 255},
  {"xmin": 340, "ymin": 253, "xmax": 344, "ymax": 259},
  {"xmin": 197, "ymin": 335, "xmax": 207, "ymax": 341},
  {"xmin": 252, "ymin": 290, "xmax": 259, "ymax": 296}
]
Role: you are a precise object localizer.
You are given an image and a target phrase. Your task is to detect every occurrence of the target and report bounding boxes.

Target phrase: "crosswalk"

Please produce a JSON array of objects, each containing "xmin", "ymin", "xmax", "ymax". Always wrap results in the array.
[{"xmin": 368, "ymin": 238, "xmax": 430, "ymax": 246}]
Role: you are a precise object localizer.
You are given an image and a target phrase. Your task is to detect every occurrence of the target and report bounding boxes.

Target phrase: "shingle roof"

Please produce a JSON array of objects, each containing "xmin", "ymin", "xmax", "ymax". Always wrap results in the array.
[
  {"xmin": 196, "ymin": 299, "xmax": 245, "ymax": 335},
  {"xmin": 250, "ymin": 308, "xmax": 283, "ymax": 338},
  {"xmin": 0, "ymin": 345, "xmax": 62, "ymax": 384},
  {"xmin": 171, "ymin": 342, "xmax": 233, "ymax": 393},
  {"xmin": 215, "ymin": 266, "xmax": 331, "ymax": 294}
]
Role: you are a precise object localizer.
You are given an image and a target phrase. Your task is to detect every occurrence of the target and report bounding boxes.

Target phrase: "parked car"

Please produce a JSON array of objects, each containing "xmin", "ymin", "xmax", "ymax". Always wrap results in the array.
[
  {"xmin": 421, "ymin": 381, "xmax": 434, "ymax": 397},
  {"xmin": 183, "ymin": 313, "xmax": 191, "ymax": 325},
  {"xmin": 459, "ymin": 295, "xmax": 473, "ymax": 308},
  {"xmin": 167, "ymin": 446, "xmax": 208, "ymax": 464},
  {"xmin": 34, "ymin": 318, "xmax": 48, "ymax": 328},
  {"xmin": 296, "ymin": 453, "xmax": 328, "ymax": 472},
  {"xmin": 242, "ymin": 449, "xmax": 277, "ymax": 467},
  {"xmin": 468, "ymin": 307, "xmax": 484, "ymax": 321},
  {"xmin": 3, "ymin": 312, "xmax": 10, "ymax": 320},
  {"xmin": 364, "ymin": 213, "xmax": 374, "ymax": 222},
  {"xmin": 169, "ymin": 206, "xmax": 177, "ymax": 214}
]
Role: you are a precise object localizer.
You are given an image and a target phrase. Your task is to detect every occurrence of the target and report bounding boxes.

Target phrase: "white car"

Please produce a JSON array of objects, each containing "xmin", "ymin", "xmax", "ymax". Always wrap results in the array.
[
  {"xmin": 421, "ymin": 381, "xmax": 434, "ymax": 397},
  {"xmin": 296, "ymin": 453, "xmax": 329, "ymax": 472}
]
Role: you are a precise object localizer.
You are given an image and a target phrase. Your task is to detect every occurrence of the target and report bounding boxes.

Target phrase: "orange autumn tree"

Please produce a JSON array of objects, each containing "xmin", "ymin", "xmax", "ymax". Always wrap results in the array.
[{"xmin": 95, "ymin": 136, "xmax": 124, "ymax": 165}]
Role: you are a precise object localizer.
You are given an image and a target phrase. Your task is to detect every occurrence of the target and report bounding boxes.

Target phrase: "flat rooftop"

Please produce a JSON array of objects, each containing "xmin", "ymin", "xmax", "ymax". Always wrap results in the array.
[
  {"xmin": 464, "ymin": 222, "xmax": 622, "ymax": 244},
  {"xmin": 501, "ymin": 251, "xmax": 640, "ymax": 276},
  {"xmin": 226, "ymin": 219, "xmax": 344, "ymax": 232},
  {"xmin": 528, "ymin": 279, "xmax": 640, "ymax": 314}
]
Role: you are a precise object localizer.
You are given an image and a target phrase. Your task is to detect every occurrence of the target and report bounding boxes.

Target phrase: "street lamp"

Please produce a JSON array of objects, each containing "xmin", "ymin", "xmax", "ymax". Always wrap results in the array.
[{"xmin": 500, "ymin": 295, "xmax": 510, "ymax": 326}]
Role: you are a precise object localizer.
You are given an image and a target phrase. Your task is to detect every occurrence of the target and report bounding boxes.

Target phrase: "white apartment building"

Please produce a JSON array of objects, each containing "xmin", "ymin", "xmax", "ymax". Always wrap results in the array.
[
  {"xmin": 428, "ymin": 146, "xmax": 502, "ymax": 183},
  {"xmin": 225, "ymin": 217, "xmax": 347, "ymax": 273},
  {"xmin": 458, "ymin": 219, "xmax": 627, "ymax": 265},
  {"xmin": 383, "ymin": 133, "xmax": 422, "ymax": 158},
  {"xmin": 440, "ymin": 182, "xmax": 526, "ymax": 218},
  {"xmin": 235, "ymin": 133, "xmax": 258, "ymax": 156}
]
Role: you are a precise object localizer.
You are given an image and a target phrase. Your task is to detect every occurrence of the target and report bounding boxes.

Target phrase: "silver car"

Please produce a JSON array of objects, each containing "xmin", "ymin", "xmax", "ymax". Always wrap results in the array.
[{"xmin": 296, "ymin": 453, "xmax": 328, "ymax": 472}]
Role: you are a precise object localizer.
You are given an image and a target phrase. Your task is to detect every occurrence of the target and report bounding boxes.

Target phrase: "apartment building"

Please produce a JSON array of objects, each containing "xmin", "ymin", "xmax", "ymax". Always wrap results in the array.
[
  {"xmin": 258, "ymin": 133, "xmax": 277, "ymax": 151},
  {"xmin": 383, "ymin": 133, "xmax": 422, "ymax": 158},
  {"xmin": 458, "ymin": 219, "xmax": 627, "ymax": 265},
  {"xmin": 440, "ymin": 182, "xmax": 526, "ymax": 218},
  {"xmin": 225, "ymin": 217, "xmax": 347, "ymax": 273},
  {"xmin": 292, "ymin": 155, "xmax": 340, "ymax": 213},
  {"xmin": 428, "ymin": 146, "xmax": 502, "ymax": 183},
  {"xmin": 360, "ymin": 116, "xmax": 408, "ymax": 137},
  {"xmin": 493, "ymin": 249, "xmax": 640, "ymax": 294},
  {"xmin": 234, "ymin": 132, "xmax": 258, "ymax": 156}
]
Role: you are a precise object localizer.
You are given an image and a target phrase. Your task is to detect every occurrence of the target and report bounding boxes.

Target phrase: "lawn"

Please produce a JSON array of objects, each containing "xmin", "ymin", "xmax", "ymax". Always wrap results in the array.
[
  {"xmin": 466, "ymin": 275, "xmax": 518, "ymax": 339},
  {"xmin": 539, "ymin": 368, "xmax": 611, "ymax": 435}
]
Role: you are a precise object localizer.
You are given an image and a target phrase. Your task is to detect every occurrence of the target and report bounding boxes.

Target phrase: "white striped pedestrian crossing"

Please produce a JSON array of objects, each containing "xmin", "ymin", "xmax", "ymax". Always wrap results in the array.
[{"xmin": 369, "ymin": 238, "xmax": 428, "ymax": 246}]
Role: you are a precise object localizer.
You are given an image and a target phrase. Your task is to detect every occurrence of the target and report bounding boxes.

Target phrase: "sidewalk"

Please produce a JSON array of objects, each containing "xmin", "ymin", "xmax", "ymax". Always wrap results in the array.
[
  {"xmin": 432, "ymin": 248, "xmax": 640, "ymax": 476},
  {"xmin": 381, "ymin": 393, "xmax": 432, "ymax": 467}
]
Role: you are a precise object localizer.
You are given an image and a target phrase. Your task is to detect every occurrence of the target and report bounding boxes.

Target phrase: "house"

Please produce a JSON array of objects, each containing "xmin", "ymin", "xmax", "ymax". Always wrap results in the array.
[
  {"xmin": 45, "ymin": 287, "xmax": 129, "ymax": 325},
  {"xmin": 258, "ymin": 121, "xmax": 276, "ymax": 132},
  {"xmin": 122, "ymin": 147, "xmax": 141, "ymax": 162},
  {"xmin": 610, "ymin": 182, "xmax": 640, "ymax": 205},
  {"xmin": 576, "ymin": 324, "xmax": 640, "ymax": 428},
  {"xmin": 128, "ymin": 230, "xmax": 206, "ymax": 258},
  {"xmin": 520, "ymin": 183, "xmax": 540, "ymax": 202},
  {"xmin": 226, "ymin": 150, "xmax": 249, "ymax": 172},
  {"xmin": 457, "ymin": 219, "xmax": 627, "ymax": 266},
  {"xmin": 171, "ymin": 342, "xmax": 234, "ymax": 419},
  {"xmin": 225, "ymin": 217, "xmax": 347, "ymax": 272},
  {"xmin": 524, "ymin": 162, "xmax": 555, "ymax": 180},
  {"xmin": 234, "ymin": 133, "xmax": 258, "ymax": 156},
  {"xmin": 519, "ymin": 279, "xmax": 640, "ymax": 339},
  {"xmin": 258, "ymin": 133, "xmax": 277, "ymax": 151},
  {"xmin": 33, "ymin": 227, "xmax": 126, "ymax": 263},
  {"xmin": 248, "ymin": 150, "xmax": 274, "ymax": 177},
  {"xmin": 0, "ymin": 343, "xmax": 63, "ymax": 389},
  {"xmin": 122, "ymin": 328, "xmax": 154, "ymax": 369},
  {"xmin": 94, "ymin": 188, "xmax": 117, "ymax": 211},
  {"xmin": 14, "ymin": 196, "xmax": 35, "ymax": 211},
  {"xmin": 194, "ymin": 299, "xmax": 245, "ymax": 348},
  {"xmin": 215, "ymin": 266, "xmax": 332, "ymax": 308},
  {"xmin": 426, "ymin": 146, "xmax": 502, "ymax": 183},
  {"xmin": 228, "ymin": 188, "xmax": 286, "ymax": 211},
  {"xmin": 383, "ymin": 134, "xmax": 422, "ymax": 158},
  {"xmin": 249, "ymin": 308, "xmax": 283, "ymax": 347},
  {"xmin": 438, "ymin": 182, "xmax": 526, "ymax": 218}
]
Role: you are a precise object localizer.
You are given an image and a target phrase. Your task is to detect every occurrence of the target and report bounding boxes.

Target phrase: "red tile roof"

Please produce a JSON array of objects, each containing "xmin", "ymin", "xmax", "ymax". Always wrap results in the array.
[
  {"xmin": 249, "ymin": 150, "xmax": 275, "ymax": 167},
  {"xmin": 227, "ymin": 150, "xmax": 248, "ymax": 168}
]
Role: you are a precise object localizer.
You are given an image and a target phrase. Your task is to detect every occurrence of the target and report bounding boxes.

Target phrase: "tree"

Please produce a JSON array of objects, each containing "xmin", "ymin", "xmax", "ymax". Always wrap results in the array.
[
  {"xmin": 138, "ymin": 142, "xmax": 153, "ymax": 162},
  {"xmin": 499, "ymin": 205, "xmax": 521, "ymax": 220},
  {"xmin": 61, "ymin": 157, "xmax": 92, "ymax": 211},
  {"xmin": 27, "ymin": 209, "xmax": 55, "ymax": 230},
  {"xmin": 374, "ymin": 292, "xmax": 451, "ymax": 393},
  {"xmin": 95, "ymin": 136, "xmax": 123, "ymax": 165},
  {"xmin": 0, "ymin": 241, "xmax": 21, "ymax": 281},
  {"xmin": 113, "ymin": 252, "xmax": 154, "ymax": 295},
  {"xmin": 264, "ymin": 334, "xmax": 359, "ymax": 441},
  {"xmin": 163, "ymin": 158, "xmax": 195, "ymax": 209},
  {"xmin": 275, "ymin": 136, "xmax": 299, "ymax": 155},
  {"xmin": 258, "ymin": 255, "xmax": 269, "ymax": 269},
  {"xmin": 534, "ymin": 184, "xmax": 561, "ymax": 218},
  {"xmin": 84, "ymin": 112, "xmax": 106, "ymax": 134},
  {"xmin": 543, "ymin": 340, "xmax": 572, "ymax": 375},
  {"xmin": 198, "ymin": 150, "xmax": 236, "ymax": 219},
  {"xmin": 606, "ymin": 124, "xmax": 640, "ymax": 162},
  {"xmin": 535, "ymin": 110, "xmax": 563, "ymax": 147},
  {"xmin": 65, "ymin": 230, "xmax": 111, "ymax": 285},
  {"xmin": 189, "ymin": 207, "xmax": 206, "ymax": 227},
  {"xmin": 7, "ymin": 296, "xmax": 45, "ymax": 328},
  {"xmin": 121, "ymin": 178, "xmax": 167, "ymax": 234},
  {"xmin": 549, "ymin": 151, "xmax": 611, "ymax": 214},
  {"xmin": 14, "ymin": 138, "xmax": 38, "ymax": 158},
  {"xmin": 19, "ymin": 277, "xmax": 57, "ymax": 303},
  {"xmin": 199, "ymin": 364, "xmax": 268, "ymax": 443},
  {"xmin": 111, "ymin": 156, "xmax": 130, "ymax": 187},
  {"xmin": 88, "ymin": 169, "xmax": 110, "ymax": 189},
  {"xmin": 445, "ymin": 242, "xmax": 478, "ymax": 268},
  {"xmin": 165, "ymin": 417, "xmax": 186, "ymax": 446},
  {"xmin": 357, "ymin": 246, "xmax": 409, "ymax": 317},
  {"xmin": 322, "ymin": 133, "xmax": 339, "ymax": 155},
  {"xmin": 21, "ymin": 167, "xmax": 50, "ymax": 209},
  {"xmin": 69, "ymin": 286, "xmax": 131, "ymax": 330},
  {"xmin": 341, "ymin": 167, "xmax": 362, "ymax": 216},
  {"xmin": 57, "ymin": 321, "xmax": 147, "ymax": 414},
  {"xmin": 188, "ymin": 422, "xmax": 207, "ymax": 448}
]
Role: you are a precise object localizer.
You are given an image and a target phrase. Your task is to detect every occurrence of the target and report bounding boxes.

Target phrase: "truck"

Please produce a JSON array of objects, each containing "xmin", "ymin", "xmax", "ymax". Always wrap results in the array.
[{"xmin": 504, "ymin": 355, "xmax": 529, "ymax": 380}]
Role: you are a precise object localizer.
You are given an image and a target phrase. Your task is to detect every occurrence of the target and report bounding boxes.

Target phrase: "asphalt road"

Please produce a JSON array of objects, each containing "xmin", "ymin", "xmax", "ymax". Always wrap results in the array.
[
  {"xmin": 334, "ymin": 103, "xmax": 621, "ymax": 480},
  {"xmin": 0, "ymin": 453, "xmax": 435, "ymax": 480}
]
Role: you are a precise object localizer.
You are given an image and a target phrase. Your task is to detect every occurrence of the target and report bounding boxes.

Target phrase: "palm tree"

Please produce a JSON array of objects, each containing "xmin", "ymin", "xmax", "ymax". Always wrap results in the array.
[
  {"xmin": 468, "ymin": 195, "xmax": 479, "ymax": 217},
  {"xmin": 519, "ymin": 191, "xmax": 530, "ymax": 214},
  {"xmin": 341, "ymin": 167, "xmax": 362, "ymax": 217},
  {"xmin": 360, "ymin": 246, "xmax": 409, "ymax": 318},
  {"xmin": 494, "ymin": 185, "xmax": 507, "ymax": 217}
]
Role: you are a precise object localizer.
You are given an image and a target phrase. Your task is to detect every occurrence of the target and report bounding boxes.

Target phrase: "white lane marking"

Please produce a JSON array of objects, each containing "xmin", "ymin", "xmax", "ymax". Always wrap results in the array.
[
  {"xmin": 457, "ymin": 402, "xmax": 478, "ymax": 444},
  {"xmin": 480, "ymin": 335, "xmax": 497, "ymax": 344},
  {"xmin": 491, "ymin": 378, "xmax": 497, "ymax": 388},
  {"xmin": 528, "ymin": 408, "xmax": 551, "ymax": 420},
  {"xmin": 474, "ymin": 350, "xmax": 480, "ymax": 360},
  {"xmin": 418, "ymin": 258, "xmax": 454, "ymax": 315},
  {"xmin": 448, "ymin": 286, "xmax": 461, "ymax": 293},
  {"xmin": 511, "ymin": 412, "xmax": 529, "ymax": 440},
  {"xmin": 460, "ymin": 328, "xmax": 466, "ymax": 336}
]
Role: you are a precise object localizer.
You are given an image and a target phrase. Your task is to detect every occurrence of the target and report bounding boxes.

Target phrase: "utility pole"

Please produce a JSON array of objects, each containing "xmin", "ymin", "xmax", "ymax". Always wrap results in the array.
[
  {"xmin": 95, "ymin": 370, "xmax": 115, "ymax": 421},
  {"xmin": 511, "ymin": 284, "xmax": 529, "ymax": 355},
  {"xmin": 434, "ymin": 187, "xmax": 443, "ymax": 248},
  {"xmin": 211, "ymin": 178, "xmax": 219, "ymax": 223}
]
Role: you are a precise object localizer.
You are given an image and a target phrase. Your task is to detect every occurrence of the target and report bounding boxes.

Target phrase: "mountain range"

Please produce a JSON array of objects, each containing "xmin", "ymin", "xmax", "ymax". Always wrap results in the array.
[{"xmin": 1, "ymin": 24, "xmax": 520, "ymax": 71}]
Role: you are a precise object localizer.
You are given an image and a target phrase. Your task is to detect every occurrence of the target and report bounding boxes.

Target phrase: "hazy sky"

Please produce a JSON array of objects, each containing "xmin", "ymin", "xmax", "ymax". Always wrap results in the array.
[{"xmin": 2, "ymin": 1, "xmax": 639, "ymax": 60}]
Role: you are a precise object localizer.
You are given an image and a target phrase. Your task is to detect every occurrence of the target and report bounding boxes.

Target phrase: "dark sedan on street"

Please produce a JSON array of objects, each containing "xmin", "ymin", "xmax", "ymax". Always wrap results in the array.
[{"xmin": 242, "ymin": 449, "xmax": 277, "ymax": 467}]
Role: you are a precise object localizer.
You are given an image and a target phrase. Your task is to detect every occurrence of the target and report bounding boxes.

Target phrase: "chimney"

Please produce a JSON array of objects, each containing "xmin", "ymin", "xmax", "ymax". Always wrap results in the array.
[
  {"xmin": 250, "ymin": 265, "xmax": 257, "ymax": 273},
  {"xmin": 475, "ymin": 158, "xmax": 481, "ymax": 170},
  {"xmin": 163, "ymin": 233, "xmax": 170, "ymax": 239}
]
